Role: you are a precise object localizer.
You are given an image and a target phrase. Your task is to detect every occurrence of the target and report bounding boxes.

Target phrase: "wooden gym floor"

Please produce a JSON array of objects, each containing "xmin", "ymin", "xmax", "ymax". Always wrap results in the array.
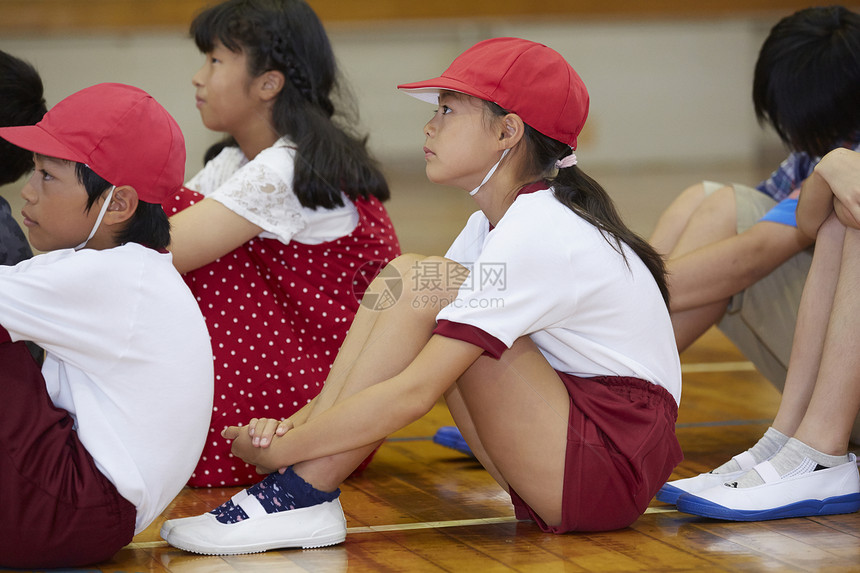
[
  {"xmin": 3, "ymin": 163, "xmax": 859, "ymax": 572},
  {"xmin": 49, "ymin": 327, "xmax": 856, "ymax": 573}
]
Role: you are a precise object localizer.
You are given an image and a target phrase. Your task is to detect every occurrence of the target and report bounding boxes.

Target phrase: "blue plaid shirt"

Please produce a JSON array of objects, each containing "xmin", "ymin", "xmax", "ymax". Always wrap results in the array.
[{"xmin": 757, "ymin": 137, "xmax": 860, "ymax": 226}]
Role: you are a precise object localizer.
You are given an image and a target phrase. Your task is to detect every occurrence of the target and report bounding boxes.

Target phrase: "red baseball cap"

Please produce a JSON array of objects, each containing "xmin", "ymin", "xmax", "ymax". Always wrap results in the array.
[
  {"xmin": 0, "ymin": 82, "xmax": 185, "ymax": 204},
  {"xmin": 398, "ymin": 37, "xmax": 589, "ymax": 149}
]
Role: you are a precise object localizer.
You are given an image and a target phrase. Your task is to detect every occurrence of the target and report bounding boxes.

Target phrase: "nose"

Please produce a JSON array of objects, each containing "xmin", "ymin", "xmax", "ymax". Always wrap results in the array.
[
  {"xmin": 424, "ymin": 118, "xmax": 435, "ymax": 138},
  {"xmin": 191, "ymin": 66, "xmax": 204, "ymax": 87},
  {"xmin": 20, "ymin": 176, "xmax": 36, "ymax": 204}
]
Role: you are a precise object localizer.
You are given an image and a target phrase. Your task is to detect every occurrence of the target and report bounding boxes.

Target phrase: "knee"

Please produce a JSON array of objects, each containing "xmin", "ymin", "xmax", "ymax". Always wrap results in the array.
[
  {"xmin": 386, "ymin": 254, "xmax": 461, "ymax": 286},
  {"xmin": 679, "ymin": 184, "xmax": 737, "ymax": 241},
  {"xmin": 361, "ymin": 254, "xmax": 462, "ymax": 318},
  {"xmin": 811, "ymin": 213, "xmax": 849, "ymax": 251},
  {"xmin": 693, "ymin": 184, "xmax": 735, "ymax": 218}
]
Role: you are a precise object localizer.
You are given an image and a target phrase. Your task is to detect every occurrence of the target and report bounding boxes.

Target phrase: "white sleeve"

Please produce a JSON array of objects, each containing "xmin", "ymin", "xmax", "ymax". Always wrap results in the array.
[
  {"xmin": 444, "ymin": 211, "xmax": 488, "ymax": 264},
  {"xmin": 208, "ymin": 145, "xmax": 308, "ymax": 243},
  {"xmin": 437, "ymin": 216, "xmax": 576, "ymax": 348},
  {"xmin": 0, "ymin": 250, "xmax": 132, "ymax": 366}
]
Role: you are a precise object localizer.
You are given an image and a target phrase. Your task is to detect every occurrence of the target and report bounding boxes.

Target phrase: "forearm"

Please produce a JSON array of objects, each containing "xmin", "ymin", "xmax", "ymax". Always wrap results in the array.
[
  {"xmin": 168, "ymin": 198, "xmax": 263, "ymax": 273},
  {"xmin": 667, "ymin": 223, "xmax": 812, "ymax": 312},
  {"xmin": 233, "ymin": 375, "xmax": 434, "ymax": 470},
  {"xmin": 289, "ymin": 396, "xmax": 318, "ymax": 427},
  {"xmin": 230, "ymin": 335, "xmax": 483, "ymax": 470},
  {"xmin": 796, "ymin": 170, "xmax": 836, "ymax": 239}
]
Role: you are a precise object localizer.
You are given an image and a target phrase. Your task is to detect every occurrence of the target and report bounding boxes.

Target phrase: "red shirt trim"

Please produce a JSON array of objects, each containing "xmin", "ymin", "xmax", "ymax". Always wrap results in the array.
[{"xmin": 433, "ymin": 319, "xmax": 507, "ymax": 359}]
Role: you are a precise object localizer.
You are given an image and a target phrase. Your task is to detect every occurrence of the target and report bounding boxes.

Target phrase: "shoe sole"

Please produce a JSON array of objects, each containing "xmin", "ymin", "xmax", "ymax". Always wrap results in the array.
[
  {"xmin": 677, "ymin": 492, "xmax": 860, "ymax": 521},
  {"xmin": 166, "ymin": 525, "xmax": 346, "ymax": 556},
  {"xmin": 655, "ymin": 483, "xmax": 685, "ymax": 504}
]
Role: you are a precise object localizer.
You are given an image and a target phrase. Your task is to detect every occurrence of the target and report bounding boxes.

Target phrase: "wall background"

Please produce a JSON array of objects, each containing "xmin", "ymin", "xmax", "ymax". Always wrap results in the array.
[
  {"xmin": 1, "ymin": 19, "xmax": 771, "ymax": 176},
  {"xmin": 1, "ymin": 2, "xmax": 858, "ymax": 184}
]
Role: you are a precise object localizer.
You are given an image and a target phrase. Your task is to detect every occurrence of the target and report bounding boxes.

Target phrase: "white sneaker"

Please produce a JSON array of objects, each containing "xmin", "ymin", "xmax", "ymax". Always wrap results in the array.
[
  {"xmin": 656, "ymin": 469, "xmax": 745, "ymax": 504},
  {"xmin": 656, "ymin": 450, "xmax": 759, "ymax": 504},
  {"xmin": 161, "ymin": 489, "xmax": 251, "ymax": 539},
  {"xmin": 162, "ymin": 496, "xmax": 347, "ymax": 555},
  {"xmin": 676, "ymin": 453, "xmax": 860, "ymax": 521}
]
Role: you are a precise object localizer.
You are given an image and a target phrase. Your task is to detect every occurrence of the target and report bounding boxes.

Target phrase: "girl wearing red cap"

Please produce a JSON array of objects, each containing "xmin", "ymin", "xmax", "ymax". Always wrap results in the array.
[
  {"xmin": 162, "ymin": 0, "xmax": 400, "ymax": 487},
  {"xmin": 164, "ymin": 37, "xmax": 681, "ymax": 555}
]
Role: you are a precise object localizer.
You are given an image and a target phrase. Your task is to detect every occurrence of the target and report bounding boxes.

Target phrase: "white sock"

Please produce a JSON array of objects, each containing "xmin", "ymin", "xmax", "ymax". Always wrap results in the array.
[
  {"xmin": 712, "ymin": 426, "xmax": 788, "ymax": 474},
  {"xmin": 730, "ymin": 437, "xmax": 850, "ymax": 488}
]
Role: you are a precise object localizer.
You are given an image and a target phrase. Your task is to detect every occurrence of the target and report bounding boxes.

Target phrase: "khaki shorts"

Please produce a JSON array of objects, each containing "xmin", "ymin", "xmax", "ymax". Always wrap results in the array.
[{"xmin": 703, "ymin": 181, "xmax": 813, "ymax": 392}]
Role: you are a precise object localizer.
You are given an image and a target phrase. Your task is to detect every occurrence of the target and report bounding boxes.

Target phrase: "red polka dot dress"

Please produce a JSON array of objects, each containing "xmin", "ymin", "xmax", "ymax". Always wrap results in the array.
[{"xmin": 164, "ymin": 140, "xmax": 400, "ymax": 486}]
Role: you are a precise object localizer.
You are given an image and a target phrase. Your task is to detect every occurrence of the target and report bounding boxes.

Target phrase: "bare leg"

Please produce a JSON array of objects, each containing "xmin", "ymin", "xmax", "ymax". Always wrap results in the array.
[
  {"xmin": 771, "ymin": 215, "xmax": 844, "ymax": 437},
  {"xmin": 662, "ymin": 185, "xmax": 738, "ymax": 350},
  {"xmin": 292, "ymin": 254, "xmax": 463, "ymax": 490},
  {"xmin": 793, "ymin": 224, "xmax": 860, "ymax": 455},
  {"xmin": 670, "ymin": 305, "xmax": 731, "ymax": 352},
  {"xmin": 442, "ymin": 384, "xmax": 505, "ymax": 484},
  {"xmin": 446, "ymin": 337, "xmax": 570, "ymax": 526},
  {"xmin": 650, "ymin": 182, "xmax": 711, "ymax": 257}
]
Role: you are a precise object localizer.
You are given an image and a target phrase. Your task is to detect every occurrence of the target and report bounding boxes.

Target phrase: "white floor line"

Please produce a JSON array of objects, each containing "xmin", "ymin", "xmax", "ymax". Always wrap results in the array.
[
  {"xmin": 346, "ymin": 506, "xmax": 678, "ymax": 534},
  {"xmin": 134, "ymin": 507, "xmax": 681, "ymax": 549},
  {"xmin": 681, "ymin": 361, "xmax": 756, "ymax": 374}
]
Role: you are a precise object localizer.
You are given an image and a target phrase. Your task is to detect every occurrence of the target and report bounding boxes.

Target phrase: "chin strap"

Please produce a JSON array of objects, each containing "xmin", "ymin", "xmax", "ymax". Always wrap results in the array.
[
  {"xmin": 469, "ymin": 149, "xmax": 509, "ymax": 196},
  {"xmin": 75, "ymin": 185, "xmax": 115, "ymax": 250}
]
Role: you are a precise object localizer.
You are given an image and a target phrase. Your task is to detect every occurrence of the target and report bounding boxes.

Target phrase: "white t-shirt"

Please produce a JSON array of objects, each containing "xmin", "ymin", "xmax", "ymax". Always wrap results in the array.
[
  {"xmin": 186, "ymin": 137, "xmax": 359, "ymax": 245},
  {"xmin": 0, "ymin": 244, "xmax": 214, "ymax": 533},
  {"xmin": 436, "ymin": 188, "xmax": 681, "ymax": 403}
]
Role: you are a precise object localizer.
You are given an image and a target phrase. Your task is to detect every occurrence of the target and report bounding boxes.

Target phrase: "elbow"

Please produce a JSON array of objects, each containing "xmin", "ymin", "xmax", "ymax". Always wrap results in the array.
[
  {"xmin": 395, "ymin": 379, "xmax": 439, "ymax": 426},
  {"xmin": 406, "ymin": 390, "xmax": 437, "ymax": 422}
]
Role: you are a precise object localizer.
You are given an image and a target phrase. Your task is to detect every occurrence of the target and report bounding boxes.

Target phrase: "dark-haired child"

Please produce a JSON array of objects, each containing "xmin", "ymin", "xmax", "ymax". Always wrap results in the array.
[
  {"xmin": 652, "ymin": 6, "xmax": 860, "ymax": 503},
  {"xmin": 649, "ymin": 5, "xmax": 860, "ymax": 445},
  {"xmin": 671, "ymin": 149, "xmax": 860, "ymax": 520},
  {"xmin": 163, "ymin": 37, "xmax": 681, "ymax": 556},
  {"xmin": 0, "ymin": 49, "xmax": 46, "ymax": 266},
  {"xmin": 0, "ymin": 83, "xmax": 214, "ymax": 568},
  {"xmin": 163, "ymin": 0, "xmax": 401, "ymax": 487}
]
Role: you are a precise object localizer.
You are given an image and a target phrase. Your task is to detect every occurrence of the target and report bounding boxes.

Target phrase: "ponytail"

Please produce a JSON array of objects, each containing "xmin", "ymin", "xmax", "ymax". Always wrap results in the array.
[
  {"xmin": 552, "ymin": 164, "xmax": 669, "ymax": 306},
  {"xmin": 483, "ymin": 101, "xmax": 669, "ymax": 306}
]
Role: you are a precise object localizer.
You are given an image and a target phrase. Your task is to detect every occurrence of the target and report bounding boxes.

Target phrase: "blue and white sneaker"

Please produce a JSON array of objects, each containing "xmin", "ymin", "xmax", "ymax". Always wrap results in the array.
[
  {"xmin": 676, "ymin": 453, "xmax": 860, "ymax": 521},
  {"xmin": 432, "ymin": 426, "xmax": 475, "ymax": 457},
  {"xmin": 656, "ymin": 469, "xmax": 744, "ymax": 504},
  {"xmin": 656, "ymin": 451, "xmax": 758, "ymax": 504}
]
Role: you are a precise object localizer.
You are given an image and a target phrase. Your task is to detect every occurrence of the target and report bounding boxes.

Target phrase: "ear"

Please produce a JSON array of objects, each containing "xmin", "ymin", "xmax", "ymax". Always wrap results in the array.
[
  {"xmin": 103, "ymin": 185, "xmax": 138, "ymax": 227},
  {"xmin": 257, "ymin": 70, "xmax": 285, "ymax": 102},
  {"xmin": 498, "ymin": 113, "xmax": 526, "ymax": 151}
]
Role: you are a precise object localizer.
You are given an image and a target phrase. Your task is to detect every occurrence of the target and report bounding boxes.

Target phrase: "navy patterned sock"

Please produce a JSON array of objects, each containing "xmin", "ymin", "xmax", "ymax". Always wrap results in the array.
[{"xmin": 212, "ymin": 466, "xmax": 340, "ymax": 524}]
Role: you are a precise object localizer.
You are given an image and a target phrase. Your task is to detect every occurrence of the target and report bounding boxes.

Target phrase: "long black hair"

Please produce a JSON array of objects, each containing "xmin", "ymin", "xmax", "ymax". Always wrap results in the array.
[
  {"xmin": 190, "ymin": 0, "xmax": 390, "ymax": 209},
  {"xmin": 485, "ymin": 102, "xmax": 669, "ymax": 307},
  {"xmin": 753, "ymin": 6, "xmax": 860, "ymax": 157}
]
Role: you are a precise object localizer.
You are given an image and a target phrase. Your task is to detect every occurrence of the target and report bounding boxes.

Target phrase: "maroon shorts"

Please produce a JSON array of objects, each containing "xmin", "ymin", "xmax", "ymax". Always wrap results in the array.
[
  {"xmin": 0, "ymin": 338, "xmax": 137, "ymax": 568},
  {"xmin": 509, "ymin": 374, "xmax": 681, "ymax": 532}
]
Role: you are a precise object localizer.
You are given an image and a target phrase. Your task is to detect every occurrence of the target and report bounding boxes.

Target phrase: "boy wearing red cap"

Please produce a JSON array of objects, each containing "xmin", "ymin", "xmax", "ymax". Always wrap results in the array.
[
  {"xmin": 163, "ymin": 37, "xmax": 680, "ymax": 555},
  {"xmin": 0, "ymin": 83, "xmax": 214, "ymax": 568}
]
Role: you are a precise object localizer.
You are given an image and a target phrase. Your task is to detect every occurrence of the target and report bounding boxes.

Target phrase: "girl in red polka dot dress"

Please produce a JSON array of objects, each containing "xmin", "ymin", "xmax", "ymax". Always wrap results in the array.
[{"xmin": 163, "ymin": 0, "xmax": 400, "ymax": 487}]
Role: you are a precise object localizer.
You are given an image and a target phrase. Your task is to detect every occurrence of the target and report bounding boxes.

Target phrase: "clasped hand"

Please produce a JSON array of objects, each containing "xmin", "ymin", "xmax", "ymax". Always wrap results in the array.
[{"xmin": 221, "ymin": 417, "xmax": 293, "ymax": 474}]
